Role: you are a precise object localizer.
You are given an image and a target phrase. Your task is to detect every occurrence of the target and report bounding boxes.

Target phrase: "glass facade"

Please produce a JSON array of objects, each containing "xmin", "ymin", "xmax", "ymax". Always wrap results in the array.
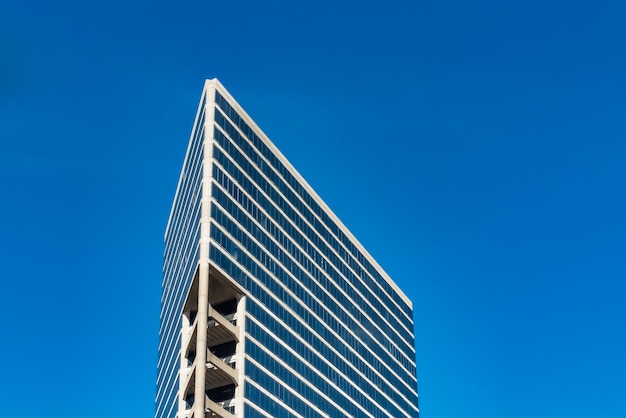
[
  {"xmin": 157, "ymin": 79, "xmax": 419, "ymax": 418},
  {"xmin": 157, "ymin": 93, "xmax": 206, "ymax": 418}
]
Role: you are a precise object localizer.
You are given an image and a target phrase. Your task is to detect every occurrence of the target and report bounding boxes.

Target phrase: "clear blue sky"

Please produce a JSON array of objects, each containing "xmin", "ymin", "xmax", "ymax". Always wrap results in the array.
[{"xmin": 1, "ymin": 1, "xmax": 625, "ymax": 417}]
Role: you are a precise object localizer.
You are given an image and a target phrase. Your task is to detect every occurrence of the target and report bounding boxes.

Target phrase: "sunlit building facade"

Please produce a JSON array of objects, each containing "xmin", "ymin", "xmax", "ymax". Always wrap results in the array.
[{"xmin": 155, "ymin": 79, "xmax": 419, "ymax": 418}]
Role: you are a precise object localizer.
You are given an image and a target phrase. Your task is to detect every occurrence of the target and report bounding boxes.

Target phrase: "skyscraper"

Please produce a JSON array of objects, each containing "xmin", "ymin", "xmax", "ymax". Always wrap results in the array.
[{"xmin": 156, "ymin": 79, "xmax": 419, "ymax": 418}]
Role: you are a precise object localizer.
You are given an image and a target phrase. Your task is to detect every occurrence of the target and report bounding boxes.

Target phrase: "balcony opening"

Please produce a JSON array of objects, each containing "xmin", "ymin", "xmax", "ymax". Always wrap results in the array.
[
  {"xmin": 209, "ymin": 340, "xmax": 236, "ymax": 359},
  {"xmin": 185, "ymin": 394, "xmax": 194, "ymax": 410},
  {"xmin": 213, "ymin": 298, "xmax": 237, "ymax": 316},
  {"xmin": 206, "ymin": 383, "xmax": 236, "ymax": 403},
  {"xmin": 188, "ymin": 350, "xmax": 196, "ymax": 365},
  {"xmin": 189, "ymin": 309, "xmax": 198, "ymax": 324}
]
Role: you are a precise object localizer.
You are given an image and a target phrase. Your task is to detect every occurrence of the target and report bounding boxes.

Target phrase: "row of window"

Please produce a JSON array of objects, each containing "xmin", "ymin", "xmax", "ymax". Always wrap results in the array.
[
  {"xmin": 157, "ymin": 221, "xmax": 198, "ymax": 415},
  {"xmin": 245, "ymin": 381, "xmax": 300, "ymax": 418},
  {"xmin": 214, "ymin": 92, "xmax": 413, "ymax": 320},
  {"xmin": 209, "ymin": 138, "xmax": 415, "ymax": 359},
  {"xmin": 247, "ymin": 299, "xmax": 418, "ymax": 417},
  {"xmin": 247, "ymin": 358, "xmax": 330, "ymax": 418},
  {"xmin": 164, "ymin": 102, "xmax": 205, "ymax": 255},
  {"xmin": 211, "ymin": 126, "xmax": 416, "ymax": 361},
  {"xmin": 159, "ymin": 105, "xmax": 205, "ymax": 351},
  {"xmin": 158, "ymin": 233, "xmax": 198, "ymax": 418},
  {"xmin": 211, "ymin": 187, "xmax": 417, "ymax": 399},
  {"xmin": 208, "ymin": 238, "xmax": 419, "ymax": 416},
  {"xmin": 211, "ymin": 140, "xmax": 416, "ymax": 372},
  {"xmin": 213, "ymin": 111, "xmax": 413, "ymax": 337},
  {"xmin": 210, "ymin": 206, "xmax": 417, "ymax": 404},
  {"xmin": 159, "ymin": 203, "xmax": 200, "ymax": 360},
  {"xmin": 161, "ymin": 114, "xmax": 203, "ymax": 331},
  {"xmin": 211, "ymin": 164, "xmax": 415, "ymax": 368},
  {"xmin": 155, "ymin": 332, "xmax": 180, "ymax": 418},
  {"xmin": 248, "ymin": 314, "xmax": 415, "ymax": 418},
  {"xmin": 156, "ymin": 99, "xmax": 206, "ymax": 418},
  {"xmin": 158, "ymin": 119, "xmax": 203, "ymax": 372}
]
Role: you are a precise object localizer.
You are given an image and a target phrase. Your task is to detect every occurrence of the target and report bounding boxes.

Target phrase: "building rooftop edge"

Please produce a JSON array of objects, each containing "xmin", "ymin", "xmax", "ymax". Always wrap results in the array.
[{"xmin": 206, "ymin": 78, "xmax": 413, "ymax": 309}]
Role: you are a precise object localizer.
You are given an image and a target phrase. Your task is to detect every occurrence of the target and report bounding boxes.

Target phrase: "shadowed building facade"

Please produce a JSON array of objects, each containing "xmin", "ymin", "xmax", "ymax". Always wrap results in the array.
[{"xmin": 155, "ymin": 79, "xmax": 419, "ymax": 418}]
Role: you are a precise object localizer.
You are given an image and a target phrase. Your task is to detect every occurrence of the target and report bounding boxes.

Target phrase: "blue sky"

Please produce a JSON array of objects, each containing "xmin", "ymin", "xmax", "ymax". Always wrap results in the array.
[{"xmin": 1, "ymin": 1, "xmax": 625, "ymax": 417}]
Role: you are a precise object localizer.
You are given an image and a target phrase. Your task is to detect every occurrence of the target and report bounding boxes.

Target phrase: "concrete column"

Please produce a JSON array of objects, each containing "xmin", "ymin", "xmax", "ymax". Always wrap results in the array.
[
  {"xmin": 194, "ymin": 79, "xmax": 217, "ymax": 418},
  {"xmin": 194, "ymin": 257, "xmax": 209, "ymax": 418},
  {"xmin": 234, "ymin": 296, "xmax": 247, "ymax": 415},
  {"xmin": 179, "ymin": 311, "xmax": 191, "ymax": 412}
]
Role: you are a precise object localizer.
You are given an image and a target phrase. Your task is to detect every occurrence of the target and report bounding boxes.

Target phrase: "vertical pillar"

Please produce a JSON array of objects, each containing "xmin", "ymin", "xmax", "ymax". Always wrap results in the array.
[
  {"xmin": 194, "ymin": 257, "xmax": 209, "ymax": 418},
  {"xmin": 234, "ymin": 295, "xmax": 247, "ymax": 415},
  {"xmin": 179, "ymin": 312, "xmax": 191, "ymax": 413},
  {"xmin": 194, "ymin": 78, "xmax": 217, "ymax": 418}
]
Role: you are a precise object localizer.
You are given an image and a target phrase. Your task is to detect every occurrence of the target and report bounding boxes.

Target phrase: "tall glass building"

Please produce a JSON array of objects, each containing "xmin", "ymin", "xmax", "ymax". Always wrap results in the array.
[{"xmin": 156, "ymin": 79, "xmax": 419, "ymax": 418}]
